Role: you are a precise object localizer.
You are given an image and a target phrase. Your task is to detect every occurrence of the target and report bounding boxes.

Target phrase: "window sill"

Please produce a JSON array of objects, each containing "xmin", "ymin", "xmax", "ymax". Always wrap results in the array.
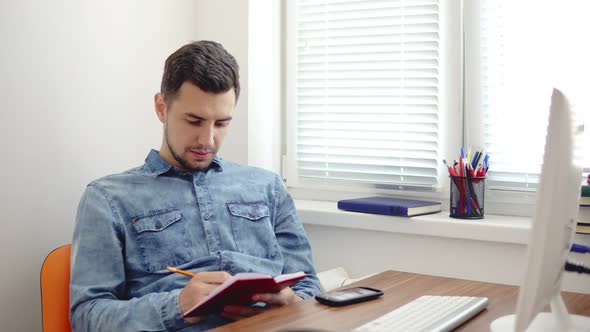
[{"xmin": 294, "ymin": 199, "xmax": 531, "ymax": 245}]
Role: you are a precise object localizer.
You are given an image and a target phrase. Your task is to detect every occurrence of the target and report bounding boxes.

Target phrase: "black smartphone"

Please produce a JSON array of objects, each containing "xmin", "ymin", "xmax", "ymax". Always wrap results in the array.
[{"xmin": 315, "ymin": 287, "xmax": 383, "ymax": 306}]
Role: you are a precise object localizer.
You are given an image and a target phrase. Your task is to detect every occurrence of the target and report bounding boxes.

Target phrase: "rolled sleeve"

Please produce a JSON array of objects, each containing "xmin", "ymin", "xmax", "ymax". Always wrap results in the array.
[
  {"xmin": 162, "ymin": 288, "xmax": 187, "ymax": 331},
  {"xmin": 272, "ymin": 176, "xmax": 322, "ymax": 298}
]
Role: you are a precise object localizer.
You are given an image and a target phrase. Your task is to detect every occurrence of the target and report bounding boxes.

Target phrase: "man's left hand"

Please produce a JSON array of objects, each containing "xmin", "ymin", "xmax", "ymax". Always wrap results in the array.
[{"xmin": 220, "ymin": 287, "xmax": 303, "ymax": 321}]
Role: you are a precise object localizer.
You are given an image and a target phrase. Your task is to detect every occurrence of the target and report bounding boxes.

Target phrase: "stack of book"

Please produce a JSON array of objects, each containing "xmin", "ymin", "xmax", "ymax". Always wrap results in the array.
[{"xmin": 578, "ymin": 184, "xmax": 590, "ymax": 234}]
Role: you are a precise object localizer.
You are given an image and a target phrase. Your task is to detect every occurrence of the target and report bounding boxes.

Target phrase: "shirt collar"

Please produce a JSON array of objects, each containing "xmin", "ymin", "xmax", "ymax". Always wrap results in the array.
[{"xmin": 144, "ymin": 149, "xmax": 224, "ymax": 177}]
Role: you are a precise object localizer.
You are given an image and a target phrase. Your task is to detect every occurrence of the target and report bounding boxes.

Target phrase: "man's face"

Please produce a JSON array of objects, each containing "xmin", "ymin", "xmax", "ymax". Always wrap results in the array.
[{"xmin": 155, "ymin": 82, "xmax": 235, "ymax": 172}]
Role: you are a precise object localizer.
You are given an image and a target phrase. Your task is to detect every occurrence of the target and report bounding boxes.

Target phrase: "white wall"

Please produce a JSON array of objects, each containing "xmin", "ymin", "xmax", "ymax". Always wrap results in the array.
[
  {"xmin": 247, "ymin": 0, "xmax": 282, "ymax": 173},
  {"xmin": 304, "ymin": 224, "xmax": 590, "ymax": 294},
  {"xmin": 0, "ymin": 1, "xmax": 250, "ymax": 330}
]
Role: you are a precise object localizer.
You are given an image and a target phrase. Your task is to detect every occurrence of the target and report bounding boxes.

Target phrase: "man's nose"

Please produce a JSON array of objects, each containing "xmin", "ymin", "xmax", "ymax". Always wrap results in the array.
[{"xmin": 197, "ymin": 124, "xmax": 215, "ymax": 148}]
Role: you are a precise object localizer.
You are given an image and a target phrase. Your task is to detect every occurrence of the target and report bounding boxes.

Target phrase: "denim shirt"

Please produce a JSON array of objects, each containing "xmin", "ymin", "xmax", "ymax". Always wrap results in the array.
[{"xmin": 70, "ymin": 150, "xmax": 321, "ymax": 331}]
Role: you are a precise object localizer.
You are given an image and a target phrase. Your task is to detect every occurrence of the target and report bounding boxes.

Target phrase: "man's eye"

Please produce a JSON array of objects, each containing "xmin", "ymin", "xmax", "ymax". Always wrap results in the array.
[
  {"xmin": 215, "ymin": 121, "xmax": 229, "ymax": 127},
  {"xmin": 187, "ymin": 120, "xmax": 201, "ymax": 125}
]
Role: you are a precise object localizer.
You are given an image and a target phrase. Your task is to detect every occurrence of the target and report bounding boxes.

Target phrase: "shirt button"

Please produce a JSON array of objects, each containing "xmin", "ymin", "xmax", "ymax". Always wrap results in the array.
[{"xmin": 155, "ymin": 222, "xmax": 162, "ymax": 228}]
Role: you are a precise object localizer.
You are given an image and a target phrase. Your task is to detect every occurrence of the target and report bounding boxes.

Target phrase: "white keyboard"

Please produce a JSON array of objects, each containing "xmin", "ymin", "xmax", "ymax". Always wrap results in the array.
[{"xmin": 353, "ymin": 295, "xmax": 489, "ymax": 332}]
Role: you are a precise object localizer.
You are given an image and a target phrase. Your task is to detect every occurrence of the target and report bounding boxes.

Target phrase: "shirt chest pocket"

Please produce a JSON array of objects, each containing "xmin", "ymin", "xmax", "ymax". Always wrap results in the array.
[
  {"xmin": 131, "ymin": 209, "xmax": 192, "ymax": 272},
  {"xmin": 227, "ymin": 202, "xmax": 278, "ymax": 259}
]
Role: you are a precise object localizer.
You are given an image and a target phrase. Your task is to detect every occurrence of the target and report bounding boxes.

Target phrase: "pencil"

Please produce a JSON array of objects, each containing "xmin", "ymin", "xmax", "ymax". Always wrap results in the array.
[{"xmin": 166, "ymin": 266, "xmax": 195, "ymax": 277}]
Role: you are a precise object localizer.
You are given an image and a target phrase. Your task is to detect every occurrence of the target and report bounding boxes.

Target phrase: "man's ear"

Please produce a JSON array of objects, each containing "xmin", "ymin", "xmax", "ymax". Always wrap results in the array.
[{"xmin": 154, "ymin": 93, "xmax": 167, "ymax": 124}]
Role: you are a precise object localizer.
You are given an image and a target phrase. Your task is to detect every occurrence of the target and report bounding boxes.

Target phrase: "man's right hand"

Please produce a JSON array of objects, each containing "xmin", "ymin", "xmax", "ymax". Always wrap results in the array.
[{"xmin": 178, "ymin": 271, "xmax": 232, "ymax": 324}]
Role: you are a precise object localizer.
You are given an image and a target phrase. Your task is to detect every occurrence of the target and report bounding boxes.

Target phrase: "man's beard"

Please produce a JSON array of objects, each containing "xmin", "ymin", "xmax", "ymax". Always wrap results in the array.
[{"xmin": 165, "ymin": 122, "xmax": 212, "ymax": 172}]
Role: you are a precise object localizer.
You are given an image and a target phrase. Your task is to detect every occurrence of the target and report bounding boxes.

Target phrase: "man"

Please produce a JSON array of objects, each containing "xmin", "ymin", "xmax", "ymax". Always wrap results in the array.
[{"xmin": 70, "ymin": 41, "xmax": 321, "ymax": 331}]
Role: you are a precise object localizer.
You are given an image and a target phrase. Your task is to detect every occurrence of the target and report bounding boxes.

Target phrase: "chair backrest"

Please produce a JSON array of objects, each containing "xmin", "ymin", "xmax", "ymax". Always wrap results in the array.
[{"xmin": 41, "ymin": 244, "xmax": 72, "ymax": 332}]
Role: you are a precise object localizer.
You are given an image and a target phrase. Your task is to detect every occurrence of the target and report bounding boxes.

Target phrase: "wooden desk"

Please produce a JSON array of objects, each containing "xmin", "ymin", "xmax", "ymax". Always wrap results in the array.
[{"xmin": 210, "ymin": 270, "xmax": 590, "ymax": 332}]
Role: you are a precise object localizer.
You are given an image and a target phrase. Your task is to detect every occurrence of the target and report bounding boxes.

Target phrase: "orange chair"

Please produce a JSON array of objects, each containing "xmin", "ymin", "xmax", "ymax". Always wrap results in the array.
[{"xmin": 40, "ymin": 244, "xmax": 72, "ymax": 332}]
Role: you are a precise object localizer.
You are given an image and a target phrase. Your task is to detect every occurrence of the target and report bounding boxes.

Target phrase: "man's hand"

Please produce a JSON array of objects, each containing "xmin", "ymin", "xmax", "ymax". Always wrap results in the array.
[
  {"xmin": 251, "ymin": 286, "xmax": 303, "ymax": 306},
  {"xmin": 220, "ymin": 287, "xmax": 303, "ymax": 321},
  {"xmin": 178, "ymin": 271, "xmax": 232, "ymax": 324}
]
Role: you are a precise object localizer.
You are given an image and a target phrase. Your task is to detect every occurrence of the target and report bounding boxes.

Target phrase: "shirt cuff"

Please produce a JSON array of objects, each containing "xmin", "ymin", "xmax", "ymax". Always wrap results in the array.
[
  {"xmin": 162, "ymin": 288, "xmax": 190, "ymax": 331},
  {"xmin": 294, "ymin": 289, "xmax": 314, "ymax": 300}
]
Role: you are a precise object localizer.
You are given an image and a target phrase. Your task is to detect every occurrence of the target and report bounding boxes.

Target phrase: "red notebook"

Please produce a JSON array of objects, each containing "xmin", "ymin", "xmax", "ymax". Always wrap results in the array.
[{"xmin": 183, "ymin": 271, "xmax": 307, "ymax": 317}]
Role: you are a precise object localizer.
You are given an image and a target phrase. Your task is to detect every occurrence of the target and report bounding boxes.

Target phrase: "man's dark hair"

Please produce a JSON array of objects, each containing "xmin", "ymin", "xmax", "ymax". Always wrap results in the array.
[{"xmin": 161, "ymin": 40, "xmax": 240, "ymax": 105}]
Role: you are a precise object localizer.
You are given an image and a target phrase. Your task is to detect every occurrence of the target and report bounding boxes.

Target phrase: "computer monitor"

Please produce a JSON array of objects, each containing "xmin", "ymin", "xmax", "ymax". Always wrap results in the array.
[{"xmin": 490, "ymin": 88, "xmax": 589, "ymax": 331}]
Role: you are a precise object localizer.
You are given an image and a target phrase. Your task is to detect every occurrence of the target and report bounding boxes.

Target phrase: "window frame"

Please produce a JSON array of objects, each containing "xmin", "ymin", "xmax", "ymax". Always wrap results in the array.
[{"xmin": 282, "ymin": 0, "xmax": 573, "ymax": 217}]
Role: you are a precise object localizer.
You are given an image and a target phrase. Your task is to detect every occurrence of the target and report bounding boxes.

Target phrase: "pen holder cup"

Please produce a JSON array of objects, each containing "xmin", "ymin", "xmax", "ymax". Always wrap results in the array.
[{"xmin": 449, "ymin": 176, "xmax": 485, "ymax": 219}]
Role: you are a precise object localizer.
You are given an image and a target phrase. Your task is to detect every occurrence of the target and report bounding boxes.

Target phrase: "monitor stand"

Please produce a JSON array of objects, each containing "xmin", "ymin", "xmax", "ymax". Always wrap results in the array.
[{"xmin": 490, "ymin": 295, "xmax": 590, "ymax": 331}]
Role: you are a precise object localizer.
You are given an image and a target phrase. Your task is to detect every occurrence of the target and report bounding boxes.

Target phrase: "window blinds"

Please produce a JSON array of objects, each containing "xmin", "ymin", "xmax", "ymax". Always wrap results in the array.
[
  {"xmin": 293, "ymin": 0, "xmax": 441, "ymax": 189},
  {"xmin": 477, "ymin": 0, "xmax": 589, "ymax": 190},
  {"xmin": 478, "ymin": 1, "xmax": 546, "ymax": 190}
]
